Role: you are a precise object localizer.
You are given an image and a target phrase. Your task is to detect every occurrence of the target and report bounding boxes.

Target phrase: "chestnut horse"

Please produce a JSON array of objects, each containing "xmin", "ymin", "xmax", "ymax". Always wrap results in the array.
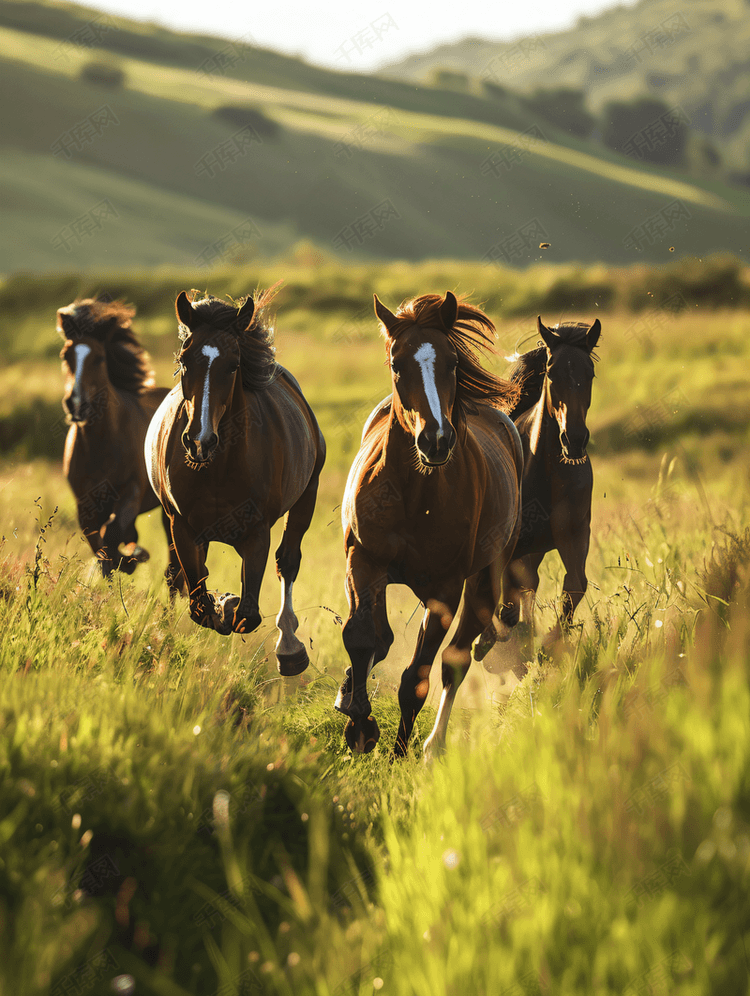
[
  {"xmin": 334, "ymin": 291, "xmax": 523, "ymax": 759},
  {"xmin": 495, "ymin": 316, "xmax": 601, "ymax": 653},
  {"xmin": 58, "ymin": 299, "xmax": 173, "ymax": 577},
  {"xmin": 145, "ymin": 289, "xmax": 326, "ymax": 675}
]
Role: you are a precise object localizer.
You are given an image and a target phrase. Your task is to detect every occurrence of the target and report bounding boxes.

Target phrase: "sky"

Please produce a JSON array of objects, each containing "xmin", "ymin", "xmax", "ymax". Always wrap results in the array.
[{"xmin": 83, "ymin": 0, "xmax": 639, "ymax": 71}]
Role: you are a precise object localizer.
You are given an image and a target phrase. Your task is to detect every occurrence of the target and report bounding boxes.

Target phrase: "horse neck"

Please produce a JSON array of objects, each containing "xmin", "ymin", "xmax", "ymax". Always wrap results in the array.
[{"xmin": 528, "ymin": 376, "xmax": 557, "ymax": 457}]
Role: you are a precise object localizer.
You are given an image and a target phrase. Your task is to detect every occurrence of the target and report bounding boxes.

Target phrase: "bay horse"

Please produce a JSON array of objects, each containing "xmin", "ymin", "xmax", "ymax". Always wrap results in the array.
[
  {"xmin": 58, "ymin": 299, "xmax": 173, "ymax": 577},
  {"xmin": 145, "ymin": 289, "xmax": 326, "ymax": 675},
  {"xmin": 490, "ymin": 316, "xmax": 601, "ymax": 655},
  {"xmin": 334, "ymin": 291, "xmax": 523, "ymax": 759}
]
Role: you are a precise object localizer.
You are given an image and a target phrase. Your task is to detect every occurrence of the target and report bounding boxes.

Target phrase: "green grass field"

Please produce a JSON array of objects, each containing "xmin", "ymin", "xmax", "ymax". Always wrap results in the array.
[
  {"xmin": 1, "ymin": 261, "xmax": 750, "ymax": 995},
  {"xmin": 1, "ymin": 0, "xmax": 750, "ymax": 272}
]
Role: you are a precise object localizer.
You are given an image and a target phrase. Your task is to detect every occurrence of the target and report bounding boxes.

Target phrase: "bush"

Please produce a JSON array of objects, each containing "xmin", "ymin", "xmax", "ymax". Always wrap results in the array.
[
  {"xmin": 78, "ymin": 61, "xmax": 126, "ymax": 89},
  {"xmin": 428, "ymin": 68, "xmax": 470, "ymax": 92},
  {"xmin": 601, "ymin": 97, "xmax": 689, "ymax": 166},
  {"xmin": 523, "ymin": 87, "xmax": 596, "ymax": 138},
  {"xmin": 211, "ymin": 104, "xmax": 280, "ymax": 138}
]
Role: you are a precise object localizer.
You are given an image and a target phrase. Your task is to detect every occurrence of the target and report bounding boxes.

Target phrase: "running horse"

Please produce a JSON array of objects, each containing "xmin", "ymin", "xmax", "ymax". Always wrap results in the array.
[
  {"xmin": 58, "ymin": 298, "xmax": 173, "ymax": 577},
  {"xmin": 335, "ymin": 291, "xmax": 523, "ymax": 758},
  {"xmin": 145, "ymin": 289, "xmax": 326, "ymax": 675},
  {"xmin": 491, "ymin": 316, "xmax": 601, "ymax": 654}
]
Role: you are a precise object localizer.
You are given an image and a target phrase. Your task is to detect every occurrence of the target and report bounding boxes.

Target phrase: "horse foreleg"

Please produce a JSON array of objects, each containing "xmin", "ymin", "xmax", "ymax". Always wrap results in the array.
[
  {"xmin": 76, "ymin": 501, "xmax": 113, "ymax": 578},
  {"xmin": 170, "ymin": 516, "xmax": 221, "ymax": 632},
  {"xmin": 335, "ymin": 550, "xmax": 388, "ymax": 754},
  {"xmin": 106, "ymin": 482, "xmax": 147, "ymax": 575},
  {"xmin": 545, "ymin": 531, "xmax": 589, "ymax": 652},
  {"xmin": 423, "ymin": 572, "xmax": 492, "ymax": 761},
  {"xmin": 162, "ymin": 509, "xmax": 185, "ymax": 599},
  {"xmin": 273, "ymin": 468, "xmax": 321, "ymax": 676},
  {"xmin": 393, "ymin": 596, "xmax": 456, "ymax": 759},
  {"xmin": 224, "ymin": 528, "xmax": 270, "ymax": 636}
]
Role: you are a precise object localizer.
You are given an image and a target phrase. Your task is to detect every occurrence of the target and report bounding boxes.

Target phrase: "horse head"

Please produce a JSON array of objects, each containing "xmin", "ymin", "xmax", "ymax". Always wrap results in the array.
[
  {"xmin": 58, "ymin": 307, "xmax": 113, "ymax": 426},
  {"xmin": 375, "ymin": 290, "xmax": 459, "ymax": 469},
  {"xmin": 537, "ymin": 316, "xmax": 600, "ymax": 465},
  {"xmin": 175, "ymin": 291, "xmax": 253, "ymax": 466}
]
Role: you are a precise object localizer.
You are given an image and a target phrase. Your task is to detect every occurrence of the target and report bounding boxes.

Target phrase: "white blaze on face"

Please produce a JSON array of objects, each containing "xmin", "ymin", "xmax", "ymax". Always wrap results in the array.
[
  {"xmin": 413, "ymin": 342, "xmax": 444, "ymax": 436},
  {"xmin": 72, "ymin": 344, "xmax": 91, "ymax": 402},
  {"xmin": 198, "ymin": 344, "xmax": 220, "ymax": 442}
]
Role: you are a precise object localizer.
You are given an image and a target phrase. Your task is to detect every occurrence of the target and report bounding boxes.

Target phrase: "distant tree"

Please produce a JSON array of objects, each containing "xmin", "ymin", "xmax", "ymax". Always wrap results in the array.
[
  {"xmin": 523, "ymin": 88, "xmax": 596, "ymax": 138},
  {"xmin": 429, "ymin": 68, "xmax": 470, "ymax": 92},
  {"xmin": 78, "ymin": 61, "xmax": 126, "ymax": 89},
  {"xmin": 601, "ymin": 97, "xmax": 689, "ymax": 166},
  {"xmin": 212, "ymin": 105, "xmax": 280, "ymax": 139},
  {"xmin": 482, "ymin": 79, "xmax": 508, "ymax": 100}
]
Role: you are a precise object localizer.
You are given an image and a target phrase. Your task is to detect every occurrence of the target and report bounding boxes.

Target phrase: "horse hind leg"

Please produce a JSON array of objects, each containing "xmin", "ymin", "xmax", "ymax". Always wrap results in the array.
[{"xmin": 273, "ymin": 468, "xmax": 322, "ymax": 676}]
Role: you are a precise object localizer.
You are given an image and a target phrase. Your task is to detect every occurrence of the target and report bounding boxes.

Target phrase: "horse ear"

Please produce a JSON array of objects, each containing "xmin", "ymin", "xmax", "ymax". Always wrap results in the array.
[
  {"xmin": 175, "ymin": 292, "xmax": 195, "ymax": 330},
  {"xmin": 537, "ymin": 316, "xmax": 558, "ymax": 352},
  {"xmin": 440, "ymin": 291, "xmax": 458, "ymax": 331},
  {"xmin": 374, "ymin": 294, "xmax": 399, "ymax": 333},
  {"xmin": 236, "ymin": 296, "xmax": 255, "ymax": 329},
  {"xmin": 56, "ymin": 309, "xmax": 82, "ymax": 340},
  {"xmin": 586, "ymin": 318, "xmax": 601, "ymax": 352}
]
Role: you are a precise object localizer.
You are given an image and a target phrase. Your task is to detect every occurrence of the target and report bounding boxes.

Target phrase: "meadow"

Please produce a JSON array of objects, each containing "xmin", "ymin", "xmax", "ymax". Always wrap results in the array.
[{"xmin": 1, "ymin": 257, "xmax": 750, "ymax": 995}]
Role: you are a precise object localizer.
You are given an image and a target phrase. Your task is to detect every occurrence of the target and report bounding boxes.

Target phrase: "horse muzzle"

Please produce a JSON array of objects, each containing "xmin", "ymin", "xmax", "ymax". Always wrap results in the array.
[
  {"xmin": 182, "ymin": 431, "xmax": 218, "ymax": 466},
  {"xmin": 560, "ymin": 429, "xmax": 589, "ymax": 465},
  {"xmin": 416, "ymin": 424, "xmax": 457, "ymax": 468}
]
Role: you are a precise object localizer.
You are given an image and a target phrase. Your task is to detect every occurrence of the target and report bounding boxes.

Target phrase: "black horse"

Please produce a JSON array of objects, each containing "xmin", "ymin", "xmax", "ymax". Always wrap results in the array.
[{"xmin": 484, "ymin": 316, "xmax": 601, "ymax": 656}]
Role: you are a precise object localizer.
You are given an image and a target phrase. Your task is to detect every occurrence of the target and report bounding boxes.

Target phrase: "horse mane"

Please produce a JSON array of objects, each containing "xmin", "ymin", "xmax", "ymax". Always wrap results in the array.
[
  {"xmin": 507, "ymin": 321, "xmax": 599, "ymax": 420},
  {"xmin": 56, "ymin": 298, "xmax": 155, "ymax": 394},
  {"xmin": 382, "ymin": 294, "xmax": 520, "ymax": 418},
  {"xmin": 179, "ymin": 286, "xmax": 279, "ymax": 391}
]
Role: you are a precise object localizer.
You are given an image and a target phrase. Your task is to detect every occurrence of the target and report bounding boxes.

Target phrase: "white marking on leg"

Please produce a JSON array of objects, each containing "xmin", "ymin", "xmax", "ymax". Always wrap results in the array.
[
  {"xmin": 275, "ymin": 578, "xmax": 304, "ymax": 657},
  {"xmin": 198, "ymin": 344, "xmax": 220, "ymax": 443},
  {"xmin": 72, "ymin": 344, "xmax": 91, "ymax": 405},
  {"xmin": 414, "ymin": 342, "xmax": 445, "ymax": 436}
]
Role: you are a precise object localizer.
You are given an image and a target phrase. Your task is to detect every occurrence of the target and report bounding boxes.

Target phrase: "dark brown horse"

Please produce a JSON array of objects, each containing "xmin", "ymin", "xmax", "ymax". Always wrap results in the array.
[
  {"xmin": 145, "ymin": 289, "xmax": 326, "ymax": 675},
  {"xmin": 491, "ymin": 316, "xmax": 601, "ymax": 654},
  {"xmin": 58, "ymin": 299, "xmax": 173, "ymax": 577},
  {"xmin": 334, "ymin": 291, "xmax": 523, "ymax": 759}
]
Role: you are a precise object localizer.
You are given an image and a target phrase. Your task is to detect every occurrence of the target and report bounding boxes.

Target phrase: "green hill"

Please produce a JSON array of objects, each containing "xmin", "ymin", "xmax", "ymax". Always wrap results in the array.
[
  {"xmin": 382, "ymin": 0, "xmax": 750, "ymax": 184},
  {"xmin": 0, "ymin": 0, "xmax": 749, "ymax": 273}
]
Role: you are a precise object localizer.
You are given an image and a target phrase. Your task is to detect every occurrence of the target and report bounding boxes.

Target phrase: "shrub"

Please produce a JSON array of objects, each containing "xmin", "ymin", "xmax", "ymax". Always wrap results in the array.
[
  {"xmin": 78, "ymin": 61, "xmax": 126, "ymax": 89},
  {"xmin": 524, "ymin": 87, "xmax": 596, "ymax": 138},
  {"xmin": 211, "ymin": 104, "xmax": 280, "ymax": 138}
]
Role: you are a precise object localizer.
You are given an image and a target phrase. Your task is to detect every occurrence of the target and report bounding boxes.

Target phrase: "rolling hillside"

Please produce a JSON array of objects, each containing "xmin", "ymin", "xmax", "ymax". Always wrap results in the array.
[
  {"xmin": 0, "ymin": 0, "xmax": 749, "ymax": 272},
  {"xmin": 382, "ymin": 0, "xmax": 750, "ymax": 182}
]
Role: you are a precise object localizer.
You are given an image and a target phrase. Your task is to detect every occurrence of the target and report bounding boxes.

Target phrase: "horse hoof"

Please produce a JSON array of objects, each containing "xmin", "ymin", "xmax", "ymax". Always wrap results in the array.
[
  {"xmin": 344, "ymin": 716, "xmax": 380, "ymax": 754},
  {"xmin": 276, "ymin": 647, "xmax": 309, "ymax": 676}
]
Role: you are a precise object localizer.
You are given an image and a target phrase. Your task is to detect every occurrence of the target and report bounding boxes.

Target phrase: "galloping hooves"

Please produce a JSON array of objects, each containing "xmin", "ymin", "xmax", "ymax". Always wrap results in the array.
[
  {"xmin": 344, "ymin": 715, "xmax": 380, "ymax": 754},
  {"xmin": 276, "ymin": 646, "xmax": 309, "ymax": 676}
]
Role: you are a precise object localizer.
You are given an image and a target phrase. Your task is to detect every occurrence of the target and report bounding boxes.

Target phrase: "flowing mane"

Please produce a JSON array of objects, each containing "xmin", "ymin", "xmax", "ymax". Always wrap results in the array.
[
  {"xmin": 507, "ymin": 321, "xmax": 598, "ymax": 420},
  {"xmin": 178, "ymin": 286, "xmax": 279, "ymax": 391},
  {"xmin": 57, "ymin": 298, "xmax": 155, "ymax": 394},
  {"xmin": 380, "ymin": 294, "xmax": 520, "ymax": 418}
]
